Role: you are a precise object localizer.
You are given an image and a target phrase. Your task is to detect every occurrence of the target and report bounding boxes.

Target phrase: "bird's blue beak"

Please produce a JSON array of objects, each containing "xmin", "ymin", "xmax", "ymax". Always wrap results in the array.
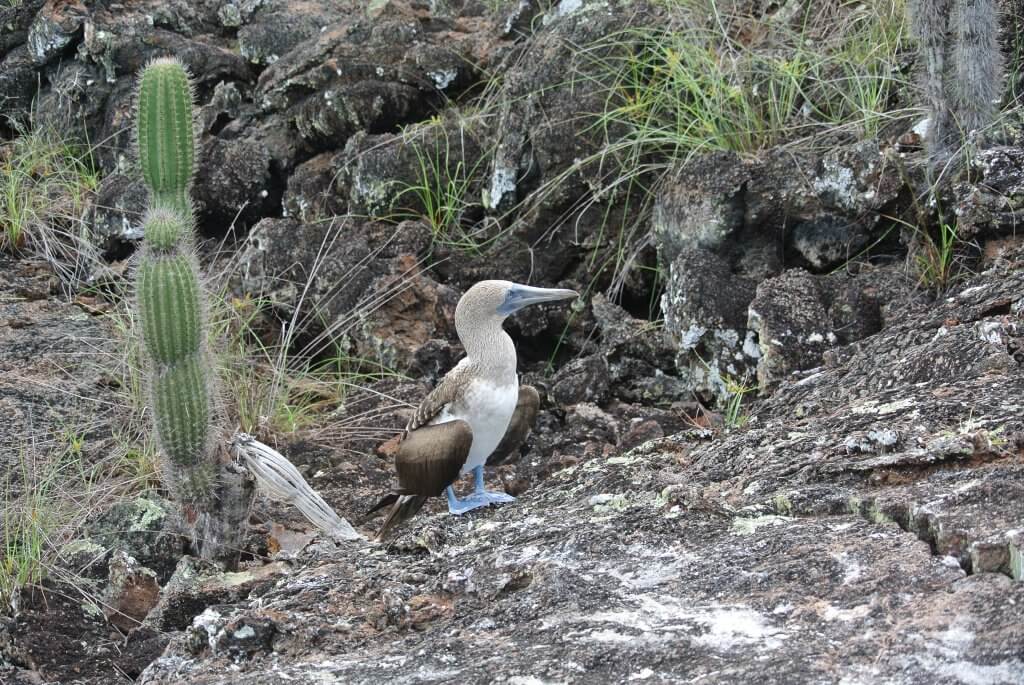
[{"xmin": 497, "ymin": 284, "xmax": 578, "ymax": 315}]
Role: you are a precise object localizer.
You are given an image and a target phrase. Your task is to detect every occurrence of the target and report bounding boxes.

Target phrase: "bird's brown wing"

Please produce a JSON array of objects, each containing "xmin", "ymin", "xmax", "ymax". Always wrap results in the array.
[
  {"xmin": 367, "ymin": 367, "xmax": 472, "ymax": 540},
  {"xmin": 395, "ymin": 420, "xmax": 473, "ymax": 496},
  {"xmin": 405, "ymin": 365, "xmax": 467, "ymax": 433},
  {"xmin": 486, "ymin": 385, "xmax": 540, "ymax": 466},
  {"xmin": 369, "ymin": 420, "xmax": 472, "ymax": 540}
]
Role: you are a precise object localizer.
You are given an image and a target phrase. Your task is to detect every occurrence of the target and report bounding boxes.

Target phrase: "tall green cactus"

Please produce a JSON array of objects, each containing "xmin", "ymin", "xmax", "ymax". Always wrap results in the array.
[
  {"xmin": 136, "ymin": 59, "xmax": 195, "ymax": 215},
  {"xmin": 134, "ymin": 59, "xmax": 219, "ymax": 524},
  {"xmin": 130, "ymin": 57, "xmax": 254, "ymax": 566}
]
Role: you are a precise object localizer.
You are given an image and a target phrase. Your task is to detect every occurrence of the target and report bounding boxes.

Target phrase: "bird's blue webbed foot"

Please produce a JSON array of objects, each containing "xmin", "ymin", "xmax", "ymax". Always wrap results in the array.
[{"xmin": 445, "ymin": 466, "xmax": 516, "ymax": 515}]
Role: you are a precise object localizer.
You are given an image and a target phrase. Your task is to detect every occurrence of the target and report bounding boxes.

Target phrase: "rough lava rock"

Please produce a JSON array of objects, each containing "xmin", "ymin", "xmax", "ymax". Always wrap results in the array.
[
  {"xmin": 102, "ymin": 550, "xmax": 161, "ymax": 632},
  {"xmin": 143, "ymin": 557, "xmax": 291, "ymax": 633},
  {"xmin": 89, "ymin": 173, "xmax": 148, "ymax": 254},
  {"xmin": 236, "ymin": 0, "xmax": 346, "ymax": 66},
  {"xmin": 953, "ymin": 145, "xmax": 1024, "ymax": 239},
  {"xmin": 235, "ymin": 217, "xmax": 462, "ymax": 373},
  {"xmin": 136, "ymin": 241, "xmax": 1024, "ymax": 685},
  {"xmin": 192, "ymin": 136, "xmax": 275, "ymax": 227},
  {"xmin": 655, "ymin": 141, "xmax": 904, "ymax": 279},
  {"xmin": 746, "ymin": 267, "xmax": 888, "ymax": 389},
  {"xmin": 661, "ymin": 247, "xmax": 760, "ymax": 403},
  {"xmin": 254, "ymin": 2, "xmax": 508, "ymax": 155},
  {"xmin": 591, "ymin": 294, "xmax": 688, "ymax": 403}
]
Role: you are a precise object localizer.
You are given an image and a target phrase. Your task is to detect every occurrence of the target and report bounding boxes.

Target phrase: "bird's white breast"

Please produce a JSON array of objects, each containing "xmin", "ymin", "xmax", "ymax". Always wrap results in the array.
[{"xmin": 433, "ymin": 376, "xmax": 519, "ymax": 475}]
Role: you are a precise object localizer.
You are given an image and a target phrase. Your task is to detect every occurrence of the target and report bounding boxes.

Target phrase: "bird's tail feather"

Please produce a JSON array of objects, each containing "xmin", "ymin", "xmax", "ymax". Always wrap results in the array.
[
  {"xmin": 375, "ymin": 494, "xmax": 428, "ymax": 540},
  {"xmin": 365, "ymin": 493, "xmax": 399, "ymax": 518}
]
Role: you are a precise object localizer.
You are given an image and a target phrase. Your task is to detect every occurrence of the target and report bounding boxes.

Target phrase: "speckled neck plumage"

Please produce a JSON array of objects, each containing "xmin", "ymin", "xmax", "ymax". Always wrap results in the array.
[
  {"xmin": 458, "ymin": 321, "xmax": 517, "ymax": 382},
  {"xmin": 453, "ymin": 281, "xmax": 519, "ymax": 382}
]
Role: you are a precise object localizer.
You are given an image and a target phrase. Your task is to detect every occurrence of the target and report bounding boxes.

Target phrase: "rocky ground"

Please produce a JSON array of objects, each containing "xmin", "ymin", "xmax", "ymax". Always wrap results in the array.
[{"xmin": 2, "ymin": 0, "xmax": 1024, "ymax": 683}]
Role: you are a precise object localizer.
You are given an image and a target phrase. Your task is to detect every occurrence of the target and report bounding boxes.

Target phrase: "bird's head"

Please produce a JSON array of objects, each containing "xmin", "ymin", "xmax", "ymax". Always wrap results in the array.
[{"xmin": 455, "ymin": 280, "xmax": 578, "ymax": 332}]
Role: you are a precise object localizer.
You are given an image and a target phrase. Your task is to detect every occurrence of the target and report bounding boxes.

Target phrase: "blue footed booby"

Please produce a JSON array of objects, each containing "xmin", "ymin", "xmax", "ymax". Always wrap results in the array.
[{"xmin": 369, "ymin": 280, "xmax": 577, "ymax": 539}]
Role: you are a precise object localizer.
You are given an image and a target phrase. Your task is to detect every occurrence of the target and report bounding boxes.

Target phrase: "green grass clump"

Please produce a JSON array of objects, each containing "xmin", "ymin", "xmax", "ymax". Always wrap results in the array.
[
  {"xmin": 912, "ymin": 220, "xmax": 959, "ymax": 291},
  {"xmin": 393, "ymin": 120, "xmax": 494, "ymax": 255},
  {"xmin": 1, "ymin": 470, "xmax": 53, "ymax": 611},
  {"xmin": 723, "ymin": 374, "xmax": 756, "ymax": 429},
  {"xmin": 589, "ymin": 0, "xmax": 909, "ymax": 166},
  {"xmin": 0, "ymin": 120, "xmax": 100, "ymax": 289},
  {"xmin": 212, "ymin": 290, "xmax": 404, "ymax": 440},
  {"xmin": 0, "ymin": 441, "xmax": 125, "ymax": 613}
]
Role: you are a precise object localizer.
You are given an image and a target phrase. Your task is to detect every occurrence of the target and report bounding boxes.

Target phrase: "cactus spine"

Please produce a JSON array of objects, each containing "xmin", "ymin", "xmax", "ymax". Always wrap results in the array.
[
  {"xmin": 134, "ymin": 59, "xmax": 219, "ymax": 527},
  {"xmin": 908, "ymin": 0, "xmax": 1004, "ymax": 159},
  {"xmin": 949, "ymin": 0, "xmax": 1002, "ymax": 137}
]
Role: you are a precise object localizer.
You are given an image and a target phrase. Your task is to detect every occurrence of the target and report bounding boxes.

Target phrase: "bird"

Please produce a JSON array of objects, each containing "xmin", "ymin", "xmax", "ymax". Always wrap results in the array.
[
  {"xmin": 486, "ymin": 385, "xmax": 539, "ymax": 467},
  {"xmin": 368, "ymin": 280, "xmax": 577, "ymax": 539}
]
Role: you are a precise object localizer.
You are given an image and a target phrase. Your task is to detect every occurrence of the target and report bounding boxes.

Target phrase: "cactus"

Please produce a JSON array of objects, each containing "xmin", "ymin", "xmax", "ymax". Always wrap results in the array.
[
  {"xmin": 908, "ymin": 0, "xmax": 954, "ymax": 154},
  {"xmin": 134, "ymin": 59, "xmax": 216, "ymax": 510},
  {"xmin": 133, "ymin": 58, "xmax": 252, "ymax": 564},
  {"xmin": 908, "ymin": 0, "xmax": 1004, "ymax": 160},
  {"xmin": 136, "ymin": 59, "xmax": 195, "ymax": 215},
  {"xmin": 136, "ymin": 236, "xmax": 203, "ymax": 366},
  {"xmin": 949, "ymin": 0, "xmax": 1003, "ymax": 137}
]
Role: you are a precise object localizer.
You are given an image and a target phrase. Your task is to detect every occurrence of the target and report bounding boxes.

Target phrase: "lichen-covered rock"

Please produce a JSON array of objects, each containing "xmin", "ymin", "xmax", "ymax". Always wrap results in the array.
[
  {"xmin": 238, "ymin": 217, "xmax": 417, "ymax": 318},
  {"xmin": 143, "ymin": 557, "xmax": 290, "ymax": 632},
  {"xmin": 0, "ymin": 256, "xmax": 116, "ymax": 474},
  {"xmin": 952, "ymin": 145, "xmax": 1024, "ymax": 239},
  {"xmin": 8, "ymin": 0, "xmax": 253, "ymax": 169},
  {"xmin": 431, "ymin": 232, "xmax": 565, "ymax": 290},
  {"xmin": 655, "ymin": 140, "xmax": 904, "ymax": 279},
  {"xmin": 185, "ymin": 608, "xmax": 278, "ymax": 658},
  {"xmin": 89, "ymin": 173, "xmax": 148, "ymax": 254},
  {"xmin": 78, "ymin": 3, "xmax": 253, "ymax": 91},
  {"xmin": 87, "ymin": 497, "xmax": 184, "ymax": 583},
  {"xmin": 789, "ymin": 213, "xmax": 870, "ymax": 270},
  {"xmin": 196, "ymin": 79, "xmax": 247, "ymax": 135},
  {"xmin": 748, "ymin": 266, "xmax": 911, "ymax": 387},
  {"xmin": 102, "ymin": 551, "xmax": 161, "ymax": 632},
  {"xmin": 661, "ymin": 247, "xmax": 759, "ymax": 403},
  {"xmin": 0, "ymin": 47, "xmax": 41, "ymax": 123},
  {"xmin": 0, "ymin": 0, "xmax": 45, "ymax": 57}
]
